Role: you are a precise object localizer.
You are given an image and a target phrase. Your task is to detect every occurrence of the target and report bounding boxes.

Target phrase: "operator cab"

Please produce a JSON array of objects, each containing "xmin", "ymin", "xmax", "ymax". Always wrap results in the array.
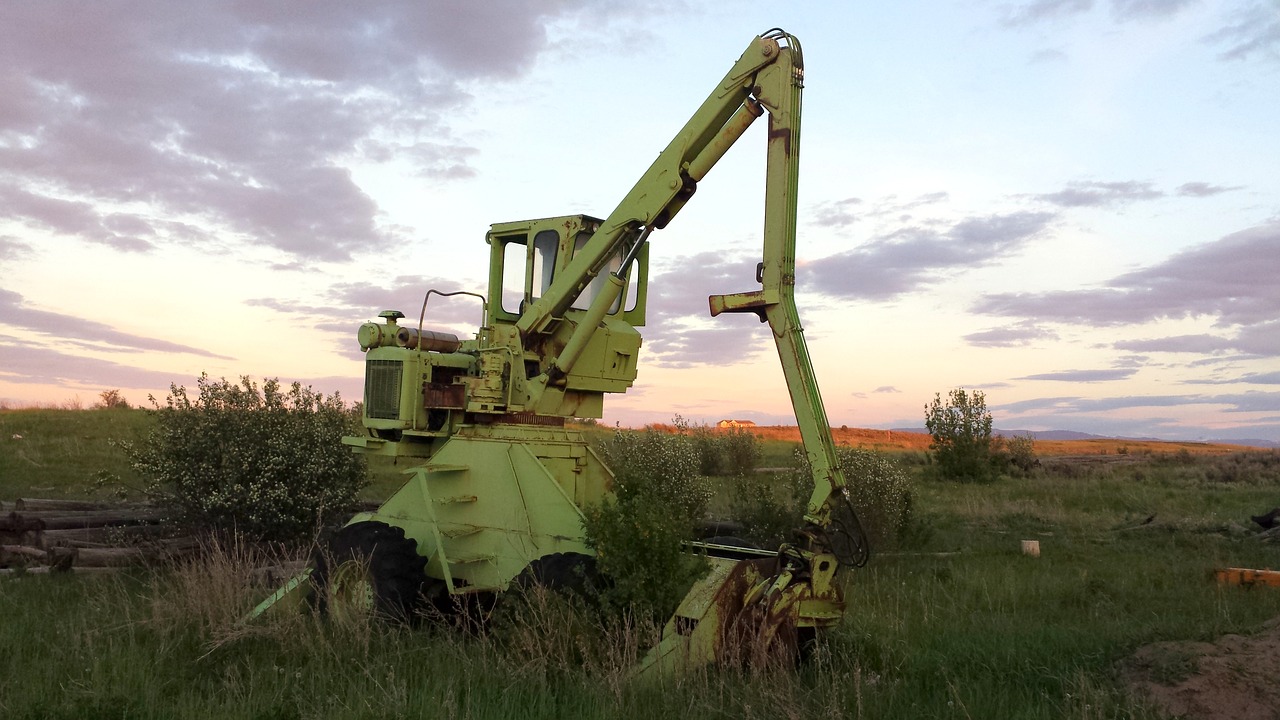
[{"xmin": 485, "ymin": 214, "xmax": 648, "ymax": 328}]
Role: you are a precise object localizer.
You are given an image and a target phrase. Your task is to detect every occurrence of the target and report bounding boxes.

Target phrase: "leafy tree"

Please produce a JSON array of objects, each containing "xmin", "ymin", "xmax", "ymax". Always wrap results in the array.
[
  {"xmin": 119, "ymin": 374, "xmax": 366, "ymax": 542},
  {"xmin": 924, "ymin": 388, "xmax": 1000, "ymax": 483}
]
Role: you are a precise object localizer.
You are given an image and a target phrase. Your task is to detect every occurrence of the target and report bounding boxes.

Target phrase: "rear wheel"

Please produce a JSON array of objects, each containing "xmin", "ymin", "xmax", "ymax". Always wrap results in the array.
[{"xmin": 312, "ymin": 521, "xmax": 429, "ymax": 623}]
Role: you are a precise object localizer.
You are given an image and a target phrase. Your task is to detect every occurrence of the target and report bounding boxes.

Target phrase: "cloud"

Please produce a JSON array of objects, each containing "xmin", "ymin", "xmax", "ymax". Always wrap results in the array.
[
  {"xmin": 0, "ymin": 341, "xmax": 189, "ymax": 390},
  {"xmin": 247, "ymin": 274, "xmax": 483, "ymax": 356},
  {"xmin": 1113, "ymin": 334, "xmax": 1232, "ymax": 354},
  {"xmin": 1003, "ymin": 0, "xmax": 1094, "ymax": 27},
  {"xmin": 1193, "ymin": 371, "xmax": 1280, "ymax": 385},
  {"xmin": 1030, "ymin": 48, "xmax": 1070, "ymax": 63},
  {"xmin": 0, "ymin": 2, "xmax": 592, "ymax": 262},
  {"xmin": 864, "ymin": 192, "xmax": 951, "ymax": 219},
  {"xmin": 994, "ymin": 391, "xmax": 1280, "ymax": 415},
  {"xmin": 809, "ymin": 211, "xmax": 1055, "ymax": 300},
  {"xmin": 1176, "ymin": 181, "xmax": 1242, "ymax": 197},
  {"xmin": 1002, "ymin": 0, "xmax": 1197, "ymax": 27},
  {"xmin": 810, "ymin": 198, "xmax": 862, "ymax": 229},
  {"xmin": 1236, "ymin": 320, "xmax": 1280, "ymax": 355},
  {"xmin": 1207, "ymin": 2, "xmax": 1280, "ymax": 62},
  {"xmin": 1113, "ymin": 354, "xmax": 1151, "ymax": 368},
  {"xmin": 1110, "ymin": 0, "xmax": 1199, "ymax": 21},
  {"xmin": 0, "ymin": 288, "xmax": 229, "ymax": 358},
  {"xmin": 642, "ymin": 251, "xmax": 772, "ymax": 368},
  {"xmin": 873, "ymin": 386, "xmax": 901, "ymax": 394},
  {"xmin": 1030, "ymin": 180, "xmax": 1163, "ymax": 208},
  {"xmin": 1016, "ymin": 368, "xmax": 1138, "ymax": 382},
  {"xmin": 974, "ymin": 222, "xmax": 1280, "ymax": 335},
  {"xmin": 809, "ymin": 192, "xmax": 952, "ymax": 231},
  {"xmin": 965, "ymin": 322, "xmax": 1059, "ymax": 347},
  {"xmin": 0, "ymin": 236, "xmax": 33, "ymax": 262},
  {"xmin": 1237, "ymin": 372, "xmax": 1280, "ymax": 385}
]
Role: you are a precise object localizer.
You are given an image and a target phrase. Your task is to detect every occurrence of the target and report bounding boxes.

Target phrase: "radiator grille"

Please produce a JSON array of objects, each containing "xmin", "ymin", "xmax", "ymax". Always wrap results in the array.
[{"xmin": 364, "ymin": 359, "xmax": 403, "ymax": 420}]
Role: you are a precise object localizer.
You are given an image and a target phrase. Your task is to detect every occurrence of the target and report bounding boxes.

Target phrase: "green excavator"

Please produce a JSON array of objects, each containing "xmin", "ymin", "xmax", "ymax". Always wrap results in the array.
[{"xmin": 253, "ymin": 28, "xmax": 869, "ymax": 675}]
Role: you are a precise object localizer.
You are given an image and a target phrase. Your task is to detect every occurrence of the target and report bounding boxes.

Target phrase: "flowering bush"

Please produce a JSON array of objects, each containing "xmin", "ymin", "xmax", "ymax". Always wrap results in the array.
[
  {"xmin": 595, "ymin": 419, "xmax": 710, "ymax": 520},
  {"xmin": 119, "ymin": 374, "xmax": 366, "ymax": 543},
  {"xmin": 832, "ymin": 447, "xmax": 914, "ymax": 549},
  {"xmin": 583, "ymin": 422, "xmax": 710, "ymax": 619}
]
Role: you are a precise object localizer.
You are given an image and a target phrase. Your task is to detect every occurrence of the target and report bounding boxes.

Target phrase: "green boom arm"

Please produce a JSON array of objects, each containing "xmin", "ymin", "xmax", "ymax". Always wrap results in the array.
[{"xmin": 519, "ymin": 29, "xmax": 855, "ymax": 547}]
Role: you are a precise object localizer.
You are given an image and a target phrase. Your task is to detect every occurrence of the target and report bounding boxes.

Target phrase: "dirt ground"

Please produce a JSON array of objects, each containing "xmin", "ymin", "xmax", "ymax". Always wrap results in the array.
[{"xmin": 1122, "ymin": 617, "xmax": 1280, "ymax": 720}]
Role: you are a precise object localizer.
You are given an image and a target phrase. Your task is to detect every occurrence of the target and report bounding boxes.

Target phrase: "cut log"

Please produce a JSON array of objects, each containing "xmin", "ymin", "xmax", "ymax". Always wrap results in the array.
[
  {"xmin": 14, "ymin": 498, "xmax": 123, "ymax": 512},
  {"xmin": 154, "ymin": 536, "xmax": 200, "ymax": 552},
  {"xmin": 0, "ymin": 566, "xmax": 127, "ymax": 577},
  {"xmin": 0, "ymin": 544, "xmax": 48, "ymax": 567},
  {"xmin": 0, "ymin": 514, "xmax": 46, "ymax": 533},
  {"xmin": 11, "ymin": 510, "xmax": 165, "ymax": 530},
  {"xmin": 39, "ymin": 524, "xmax": 170, "ymax": 546},
  {"xmin": 46, "ymin": 539, "xmax": 115, "ymax": 549},
  {"xmin": 47, "ymin": 546, "xmax": 77, "ymax": 571},
  {"xmin": 75, "ymin": 547, "xmax": 158, "ymax": 567}
]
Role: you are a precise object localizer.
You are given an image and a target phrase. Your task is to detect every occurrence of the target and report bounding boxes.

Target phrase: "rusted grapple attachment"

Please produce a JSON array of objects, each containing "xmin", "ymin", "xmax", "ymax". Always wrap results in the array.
[{"xmin": 635, "ymin": 545, "xmax": 845, "ymax": 678}]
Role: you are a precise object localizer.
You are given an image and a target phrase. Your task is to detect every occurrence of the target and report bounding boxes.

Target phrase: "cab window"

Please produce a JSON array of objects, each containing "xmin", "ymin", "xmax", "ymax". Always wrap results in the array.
[{"xmin": 571, "ymin": 231, "xmax": 622, "ymax": 313}]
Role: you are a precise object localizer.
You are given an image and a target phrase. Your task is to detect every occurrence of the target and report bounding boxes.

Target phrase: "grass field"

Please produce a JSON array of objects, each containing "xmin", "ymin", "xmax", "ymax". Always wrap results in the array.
[{"xmin": 2, "ymin": 408, "xmax": 1279, "ymax": 718}]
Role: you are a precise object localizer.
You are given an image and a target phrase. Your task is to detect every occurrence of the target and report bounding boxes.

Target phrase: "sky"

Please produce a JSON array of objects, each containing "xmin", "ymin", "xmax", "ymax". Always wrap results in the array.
[{"xmin": 1, "ymin": 1, "xmax": 1278, "ymax": 443}]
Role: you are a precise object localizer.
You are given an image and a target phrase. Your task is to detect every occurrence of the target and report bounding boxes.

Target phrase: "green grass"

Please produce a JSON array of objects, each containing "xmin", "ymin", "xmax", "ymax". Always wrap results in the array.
[
  {"xmin": 0, "ymin": 407, "xmax": 407, "ymax": 505},
  {"xmin": 2, "ymin": 411, "xmax": 1279, "ymax": 717},
  {"xmin": 0, "ymin": 408, "xmax": 154, "ymax": 501},
  {"xmin": 756, "ymin": 437, "xmax": 798, "ymax": 468}
]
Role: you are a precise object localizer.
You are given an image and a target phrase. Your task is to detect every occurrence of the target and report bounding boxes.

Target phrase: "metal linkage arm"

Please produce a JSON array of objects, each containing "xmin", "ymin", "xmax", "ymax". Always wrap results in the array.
[{"xmin": 702, "ymin": 30, "xmax": 857, "ymax": 544}]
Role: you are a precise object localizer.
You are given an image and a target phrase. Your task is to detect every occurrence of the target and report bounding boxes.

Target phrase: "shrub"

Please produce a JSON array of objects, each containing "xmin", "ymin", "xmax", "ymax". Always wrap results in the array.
[
  {"xmin": 827, "ymin": 447, "xmax": 914, "ymax": 550},
  {"xmin": 735, "ymin": 446, "xmax": 915, "ymax": 552},
  {"xmin": 1204, "ymin": 450, "xmax": 1280, "ymax": 485},
  {"xmin": 583, "ymin": 423, "xmax": 710, "ymax": 619},
  {"xmin": 1004, "ymin": 434, "xmax": 1038, "ymax": 476},
  {"xmin": 924, "ymin": 388, "xmax": 1001, "ymax": 483},
  {"xmin": 95, "ymin": 389, "xmax": 131, "ymax": 410},
  {"xmin": 729, "ymin": 468, "xmax": 810, "ymax": 550},
  {"xmin": 720, "ymin": 426, "xmax": 761, "ymax": 476},
  {"xmin": 691, "ymin": 422, "xmax": 760, "ymax": 477},
  {"xmin": 118, "ymin": 374, "xmax": 366, "ymax": 543}
]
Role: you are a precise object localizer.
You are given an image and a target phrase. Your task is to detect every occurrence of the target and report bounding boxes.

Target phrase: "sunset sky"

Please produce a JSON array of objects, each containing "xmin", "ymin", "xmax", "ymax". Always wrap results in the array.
[{"xmin": 1, "ymin": 1, "xmax": 1277, "ymax": 443}]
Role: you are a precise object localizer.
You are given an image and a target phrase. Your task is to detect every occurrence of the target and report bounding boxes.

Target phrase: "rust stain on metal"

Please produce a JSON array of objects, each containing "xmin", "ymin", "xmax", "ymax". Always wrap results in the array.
[
  {"xmin": 767, "ymin": 115, "xmax": 791, "ymax": 157},
  {"xmin": 423, "ymin": 382, "xmax": 466, "ymax": 409}
]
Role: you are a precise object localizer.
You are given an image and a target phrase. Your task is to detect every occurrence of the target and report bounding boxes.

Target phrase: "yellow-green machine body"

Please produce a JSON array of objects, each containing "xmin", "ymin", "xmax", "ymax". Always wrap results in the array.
[{"xmin": 254, "ymin": 29, "xmax": 869, "ymax": 674}]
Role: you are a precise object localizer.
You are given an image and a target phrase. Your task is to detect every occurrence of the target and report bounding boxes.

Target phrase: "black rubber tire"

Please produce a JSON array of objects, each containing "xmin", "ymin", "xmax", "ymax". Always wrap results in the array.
[
  {"xmin": 515, "ymin": 552, "xmax": 603, "ymax": 600},
  {"xmin": 312, "ymin": 521, "xmax": 428, "ymax": 623}
]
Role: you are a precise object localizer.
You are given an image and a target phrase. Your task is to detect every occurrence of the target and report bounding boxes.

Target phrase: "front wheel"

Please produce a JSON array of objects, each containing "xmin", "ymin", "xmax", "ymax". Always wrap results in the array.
[
  {"xmin": 517, "ymin": 552, "xmax": 603, "ymax": 600},
  {"xmin": 312, "ymin": 521, "xmax": 429, "ymax": 623}
]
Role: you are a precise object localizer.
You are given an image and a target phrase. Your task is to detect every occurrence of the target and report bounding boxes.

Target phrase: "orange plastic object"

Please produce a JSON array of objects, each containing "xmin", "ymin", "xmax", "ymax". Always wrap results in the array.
[{"xmin": 1214, "ymin": 568, "xmax": 1280, "ymax": 588}]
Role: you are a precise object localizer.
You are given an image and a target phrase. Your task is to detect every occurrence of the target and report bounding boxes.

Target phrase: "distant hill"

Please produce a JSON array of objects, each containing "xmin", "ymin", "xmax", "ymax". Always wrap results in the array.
[
  {"xmin": 1208, "ymin": 438, "xmax": 1279, "ymax": 449},
  {"xmin": 893, "ymin": 427, "xmax": 1127, "ymax": 441},
  {"xmin": 893, "ymin": 428, "xmax": 1277, "ymax": 449}
]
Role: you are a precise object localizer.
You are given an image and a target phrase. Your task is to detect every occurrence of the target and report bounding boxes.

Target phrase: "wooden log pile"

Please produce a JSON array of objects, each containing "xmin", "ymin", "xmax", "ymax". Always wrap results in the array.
[{"xmin": 0, "ymin": 497, "xmax": 198, "ymax": 575}]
